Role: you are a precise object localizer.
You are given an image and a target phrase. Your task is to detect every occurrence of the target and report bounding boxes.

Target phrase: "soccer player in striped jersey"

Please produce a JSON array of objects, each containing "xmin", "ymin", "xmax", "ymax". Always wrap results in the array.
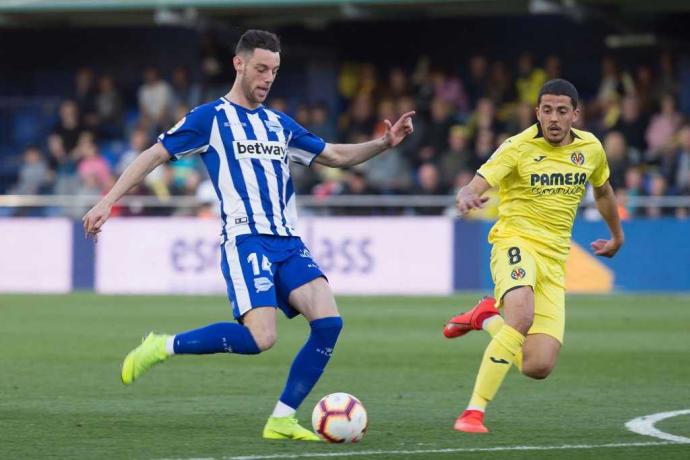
[{"xmin": 82, "ymin": 30, "xmax": 414, "ymax": 441}]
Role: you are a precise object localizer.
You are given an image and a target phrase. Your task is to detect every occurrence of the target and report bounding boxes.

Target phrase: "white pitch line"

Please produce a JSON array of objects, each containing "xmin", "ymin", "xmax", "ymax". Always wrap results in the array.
[
  {"xmin": 159, "ymin": 440, "xmax": 685, "ymax": 460},
  {"xmin": 158, "ymin": 409, "xmax": 690, "ymax": 460},
  {"xmin": 625, "ymin": 409, "xmax": 690, "ymax": 443}
]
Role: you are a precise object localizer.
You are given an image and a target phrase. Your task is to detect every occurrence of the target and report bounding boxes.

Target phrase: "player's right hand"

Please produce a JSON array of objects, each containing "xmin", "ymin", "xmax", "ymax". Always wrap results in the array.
[
  {"xmin": 455, "ymin": 187, "xmax": 489, "ymax": 215},
  {"xmin": 82, "ymin": 200, "xmax": 113, "ymax": 241}
]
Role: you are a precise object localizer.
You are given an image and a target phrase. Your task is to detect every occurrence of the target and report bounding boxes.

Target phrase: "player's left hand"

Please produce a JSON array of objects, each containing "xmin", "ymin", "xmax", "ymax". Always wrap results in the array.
[
  {"xmin": 590, "ymin": 238, "xmax": 623, "ymax": 258},
  {"xmin": 383, "ymin": 111, "xmax": 415, "ymax": 148}
]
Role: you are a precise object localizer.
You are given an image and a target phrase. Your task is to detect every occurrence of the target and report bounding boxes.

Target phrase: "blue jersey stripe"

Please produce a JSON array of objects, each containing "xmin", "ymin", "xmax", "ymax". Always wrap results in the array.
[
  {"xmin": 257, "ymin": 109, "xmax": 291, "ymax": 236},
  {"xmin": 216, "ymin": 109, "xmax": 258, "ymax": 234},
  {"xmin": 233, "ymin": 108, "xmax": 279, "ymax": 236},
  {"xmin": 200, "ymin": 144, "xmax": 228, "ymax": 241}
]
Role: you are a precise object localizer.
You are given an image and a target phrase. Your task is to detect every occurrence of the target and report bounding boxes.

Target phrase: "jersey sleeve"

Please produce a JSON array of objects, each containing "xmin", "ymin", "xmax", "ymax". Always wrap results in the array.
[
  {"xmin": 157, "ymin": 105, "xmax": 213, "ymax": 161},
  {"xmin": 589, "ymin": 142, "xmax": 611, "ymax": 188},
  {"xmin": 476, "ymin": 140, "xmax": 519, "ymax": 187},
  {"xmin": 283, "ymin": 117, "xmax": 326, "ymax": 166}
]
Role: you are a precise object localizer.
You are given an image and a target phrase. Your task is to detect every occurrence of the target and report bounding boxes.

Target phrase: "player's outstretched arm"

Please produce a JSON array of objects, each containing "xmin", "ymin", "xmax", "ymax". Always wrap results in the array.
[
  {"xmin": 82, "ymin": 142, "xmax": 170, "ymax": 240},
  {"xmin": 590, "ymin": 181, "xmax": 624, "ymax": 258},
  {"xmin": 314, "ymin": 111, "xmax": 415, "ymax": 168},
  {"xmin": 456, "ymin": 175, "xmax": 491, "ymax": 215}
]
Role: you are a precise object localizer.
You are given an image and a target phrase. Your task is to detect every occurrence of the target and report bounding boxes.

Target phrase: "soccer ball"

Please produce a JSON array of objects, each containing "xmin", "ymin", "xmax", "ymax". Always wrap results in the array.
[{"xmin": 312, "ymin": 392, "xmax": 368, "ymax": 443}]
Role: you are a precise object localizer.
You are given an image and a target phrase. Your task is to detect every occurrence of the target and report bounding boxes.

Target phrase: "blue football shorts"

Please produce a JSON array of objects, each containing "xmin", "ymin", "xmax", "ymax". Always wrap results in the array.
[{"xmin": 220, "ymin": 234, "xmax": 326, "ymax": 320}]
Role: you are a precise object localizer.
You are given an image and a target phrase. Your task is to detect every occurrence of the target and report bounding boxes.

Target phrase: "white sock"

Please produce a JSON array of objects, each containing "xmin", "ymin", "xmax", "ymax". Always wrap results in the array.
[
  {"xmin": 466, "ymin": 405, "xmax": 486, "ymax": 413},
  {"xmin": 482, "ymin": 315, "xmax": 500, "ymax": 331},
  {"xmin": 165, "ymin": 336, "xmax": 176, "ymax": 356},
  {"xmin": 272, "ymin": 400, "xmax": 296, "ymax": 418}
]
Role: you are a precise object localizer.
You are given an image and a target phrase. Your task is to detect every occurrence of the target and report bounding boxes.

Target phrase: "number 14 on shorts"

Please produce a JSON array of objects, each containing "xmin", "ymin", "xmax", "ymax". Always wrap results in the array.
[{"xmin": 247, "ymin": 252, "xmax": 272, "ymax": 276}]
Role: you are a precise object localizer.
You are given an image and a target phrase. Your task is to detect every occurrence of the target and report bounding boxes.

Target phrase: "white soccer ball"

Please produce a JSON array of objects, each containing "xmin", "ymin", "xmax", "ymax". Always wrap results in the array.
[{"xmin": 312, "ymin": 392, "xmax": 368, "ymax": 443}]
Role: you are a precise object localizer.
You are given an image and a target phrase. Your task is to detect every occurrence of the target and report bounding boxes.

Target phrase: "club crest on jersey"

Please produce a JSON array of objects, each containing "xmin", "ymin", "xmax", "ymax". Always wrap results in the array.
[
  {"xmin": 511, "ymin": 268, "xmax": 526, "ymax": 280},
  {"xmin": 571, "ymin": 151, "xmax": 585, "ymax": 166},
  {"xmin": 233, "ymin": 140, "xmax": 286, "ymax": 161},
  {"xmin": 264, "ymin": 119, "xmax": 283, "ymax": 134}
]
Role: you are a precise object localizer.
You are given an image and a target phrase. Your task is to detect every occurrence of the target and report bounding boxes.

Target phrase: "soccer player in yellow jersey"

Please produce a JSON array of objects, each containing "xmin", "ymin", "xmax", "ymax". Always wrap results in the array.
[{"xmin": 443, "ymin": 79, "xmax": 624, "ymax": 433}]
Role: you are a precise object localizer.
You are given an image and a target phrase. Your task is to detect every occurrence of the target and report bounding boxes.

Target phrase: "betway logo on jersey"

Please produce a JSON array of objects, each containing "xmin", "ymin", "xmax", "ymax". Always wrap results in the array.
[{"xmin": 233, "ymin": 140, "xmax": 286, "ymax": 161}]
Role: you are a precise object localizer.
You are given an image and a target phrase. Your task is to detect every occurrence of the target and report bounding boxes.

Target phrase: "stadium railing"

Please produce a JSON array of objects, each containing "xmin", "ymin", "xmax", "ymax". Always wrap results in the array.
[{"xmin": 0, "ymin": 194, "xmax": 689, "ymax": 212}]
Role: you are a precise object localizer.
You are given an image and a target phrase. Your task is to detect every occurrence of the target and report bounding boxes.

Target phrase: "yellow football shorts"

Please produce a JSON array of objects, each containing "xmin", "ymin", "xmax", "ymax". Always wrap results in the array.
[{"xmin": 490, "ymin": 238, "xmax": 565, "ymax": 343}]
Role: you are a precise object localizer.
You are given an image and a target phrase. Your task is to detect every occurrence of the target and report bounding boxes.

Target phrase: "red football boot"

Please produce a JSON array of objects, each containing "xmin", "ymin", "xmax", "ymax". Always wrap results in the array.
[
  {"xmin": 443, "ymin": 296, "xmax": 499, "ymax": 338},
  {"xmin": 454, "ymin": 409, "xmax": 489, "ymax": 433}
]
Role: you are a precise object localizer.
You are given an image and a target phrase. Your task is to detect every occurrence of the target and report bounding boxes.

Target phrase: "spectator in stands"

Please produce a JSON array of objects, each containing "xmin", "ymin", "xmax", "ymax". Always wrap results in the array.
[
  {"xmin": 678, "ymin": 55, "xmax": 690, "ymax": 117},
  {"xmin": 655, "ymin": 52, "xmax": 678, "ymax": 102},
  {"xmin": 612, "ymin": 95, "xmax": 647, "ymax": 153},
  {"xmin": 356, "ymin": 63, "xmax": 378, "ymax": 98},
  {"xmin": 420, "ymin": 96, "xmax": 454, "ymax": 161},
  {"xmin": 396, "ymin": 95, "xmax": 426, "ymax": 165},
  {"xmin": 634, "ymin": 64, "xmax": 655, "ymax": 115},
  {"xmin": 308, "ymin": 102, "xmax": 337, "ymax": 142},
  {"xmin": 411, "ymin": 162, "xmax": 449, "ymax": 215},
  {"xmin": 138, "ymin": 66, "xmax": 174, "ymax": 133},
  {"xmin": 46, "ymin": 134, "xmax": 79, "ymax": 195},
  {"xmin": 171, "ymin": 65, "xmax": 202, "ymax": 111},
  {"xmin": 295, "ymin": 103, "xmax": 311, "ymax": 127},
  {"xmin": 116, "ymin": 128, "xmax": 150, "ymax": 176},
  {"xmin": 673, "ymin": 125, "xmax": 690, "ymax": 193},
  {"xmin": 646, "ymin": 94, "xmax": 682, "ymax": 160},
  {"xmin": 505, "ymin": 101, "xmax": 535, "ymax": 134},
  {"xmin": 73, "ymin": 67, "xmax": 98, "ymax": 129},
  {"xmin": 544, "ymin": 55, "xmax": 561, "ymax": 80},
  {"xmin": 10, "ymin": 146, "xmax": 50, "ymax": 195},
  {"xmin": 597, "ymin": 56, "xmax": 634, "ymax": 104},
  {"xmin": 199, "ymin": 31, "xmax": 232, "ymax": 101},
  {"xmin": 487, "ymin": 60, "xmax": 514, "ymax": 107},
  {"xmin": 76, "ymin": 139, "xmax": 112, "ymax": 194},
  {"xmin": 469, "ymin": 98, "xmax": 502, "ymax": 136},
  {"xmin": 381, "ymin": 67, "xmax": 411, "ymax": 100},
  {"xmin": 95, "ymin": 74, "xmax": 124, "ymax": 139},
  {"xmin": 646, "ymin": 174, "xmax": 670, "ymax": 218},
  {"xmin": 472, "ymin": 128, "xmax": 495, "ymax": 170},
  {"xmin": 465, "ymin": 55, "xmax": 489, "ymax": 107},
  {"xmin": 603, "ymin": 131, "xmax": 634, "ymax": 191},
  {"xmin": 515, "ymin": 52, "xmax": 547, "ymax": 105},
  {"xmin": 439, "ymin": 125, "xmax": 474, "ymax": 187},
  {"xmin": 359, "ymin": 114, "xmax": 412, "ymax": 194},
  {"xmin": 658, "ymin": 124, "xmax": 690, "ymax": 194},
  {"xmin": 432, "ymin": 69, "xmax": 467, "ymax": 114},
  {"xmin": 341, "ymin": 93, "xmax": 375, "ymax": 142},
  {"xmin": 412, "ymin": 56, "xmax": 434, "ymax": 114},
  {"xmin": 53, "ymin": 100, "xmax": 82, "ymax": 153}
]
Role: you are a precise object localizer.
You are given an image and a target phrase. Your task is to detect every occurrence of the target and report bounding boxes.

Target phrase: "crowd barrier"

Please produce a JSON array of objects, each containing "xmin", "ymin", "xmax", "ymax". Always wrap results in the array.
[{"xmin": 2, "ymin": 217, "xmax": 688, "ymax": 294}]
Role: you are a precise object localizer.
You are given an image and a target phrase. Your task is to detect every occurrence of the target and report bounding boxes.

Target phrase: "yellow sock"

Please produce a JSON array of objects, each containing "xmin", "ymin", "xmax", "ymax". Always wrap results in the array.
[
  {"xmin": 482, "ymin": 315, "xmax": 523, "ymax": 373},
  {"xmin": 467, "ymin": 325, "xmax": 525, "ymax": 411}
]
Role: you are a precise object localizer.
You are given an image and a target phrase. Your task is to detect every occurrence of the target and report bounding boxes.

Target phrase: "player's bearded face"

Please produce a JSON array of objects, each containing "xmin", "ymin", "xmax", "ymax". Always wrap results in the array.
[
  {"xmin": 238, "ymin": 49, "xmax": 280, "ymax": 104},
  {"xmin": 536, "ymin": 94, "xmax": 580, "ymax": 146}
]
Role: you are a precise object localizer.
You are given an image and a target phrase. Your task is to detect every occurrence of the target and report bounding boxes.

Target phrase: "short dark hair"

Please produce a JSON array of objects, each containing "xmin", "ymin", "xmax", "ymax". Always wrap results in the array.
[
  {"xmin": 538, "ymin": 78, "xmax": 579, "ymax": 108},
  {"xmin": 235, "ymin": 29, "xmax": 281, "ymax": 55}
]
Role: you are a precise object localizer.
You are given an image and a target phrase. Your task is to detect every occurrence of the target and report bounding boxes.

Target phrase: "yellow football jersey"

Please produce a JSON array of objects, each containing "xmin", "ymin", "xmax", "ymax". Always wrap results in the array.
[{"xmin": 477, "ymin": 124, "xmax": 610, "ymax": 262}]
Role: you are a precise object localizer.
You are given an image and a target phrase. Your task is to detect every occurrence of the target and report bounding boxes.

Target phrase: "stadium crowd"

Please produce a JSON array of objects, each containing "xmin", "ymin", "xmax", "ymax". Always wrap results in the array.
[{"xmin": 8, "ymin": 50, "xmax": 690, "ymax": 219}]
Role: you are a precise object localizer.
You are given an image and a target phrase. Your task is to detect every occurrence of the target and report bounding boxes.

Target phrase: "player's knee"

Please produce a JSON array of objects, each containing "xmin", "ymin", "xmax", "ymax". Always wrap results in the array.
[
  {"xmin": 248, "ymin": 328, "xmax": 277, "ymax": 352},
  {"xmin": 523, "ymin": 362, "xmax": 554, "ymax": 380}
]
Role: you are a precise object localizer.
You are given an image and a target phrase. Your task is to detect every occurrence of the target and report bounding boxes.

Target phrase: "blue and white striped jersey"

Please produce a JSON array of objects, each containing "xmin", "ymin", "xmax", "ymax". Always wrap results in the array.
[{"xmin": 158, "ymin": 97, "xmax": 326, "ymax": 239}]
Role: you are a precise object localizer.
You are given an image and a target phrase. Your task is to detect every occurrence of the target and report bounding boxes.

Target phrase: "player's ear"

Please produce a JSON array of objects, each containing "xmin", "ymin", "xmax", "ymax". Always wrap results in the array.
[
  {"xmin": 572, "ymin": 106, "xmax": 581, "ymax": 124},
  {"xmin": 233, "ymin": 55, "xmax": 244, "ymax": 73},
  {"xmin": 535, "ymin": 105, "xmax": 541, "ymax": 122}
]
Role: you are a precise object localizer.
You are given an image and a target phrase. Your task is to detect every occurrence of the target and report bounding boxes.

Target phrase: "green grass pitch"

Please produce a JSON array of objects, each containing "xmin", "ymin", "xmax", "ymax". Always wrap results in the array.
[{"xmin": 1, "ymin": 293, "xmax": 689, "ymax": 459}]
